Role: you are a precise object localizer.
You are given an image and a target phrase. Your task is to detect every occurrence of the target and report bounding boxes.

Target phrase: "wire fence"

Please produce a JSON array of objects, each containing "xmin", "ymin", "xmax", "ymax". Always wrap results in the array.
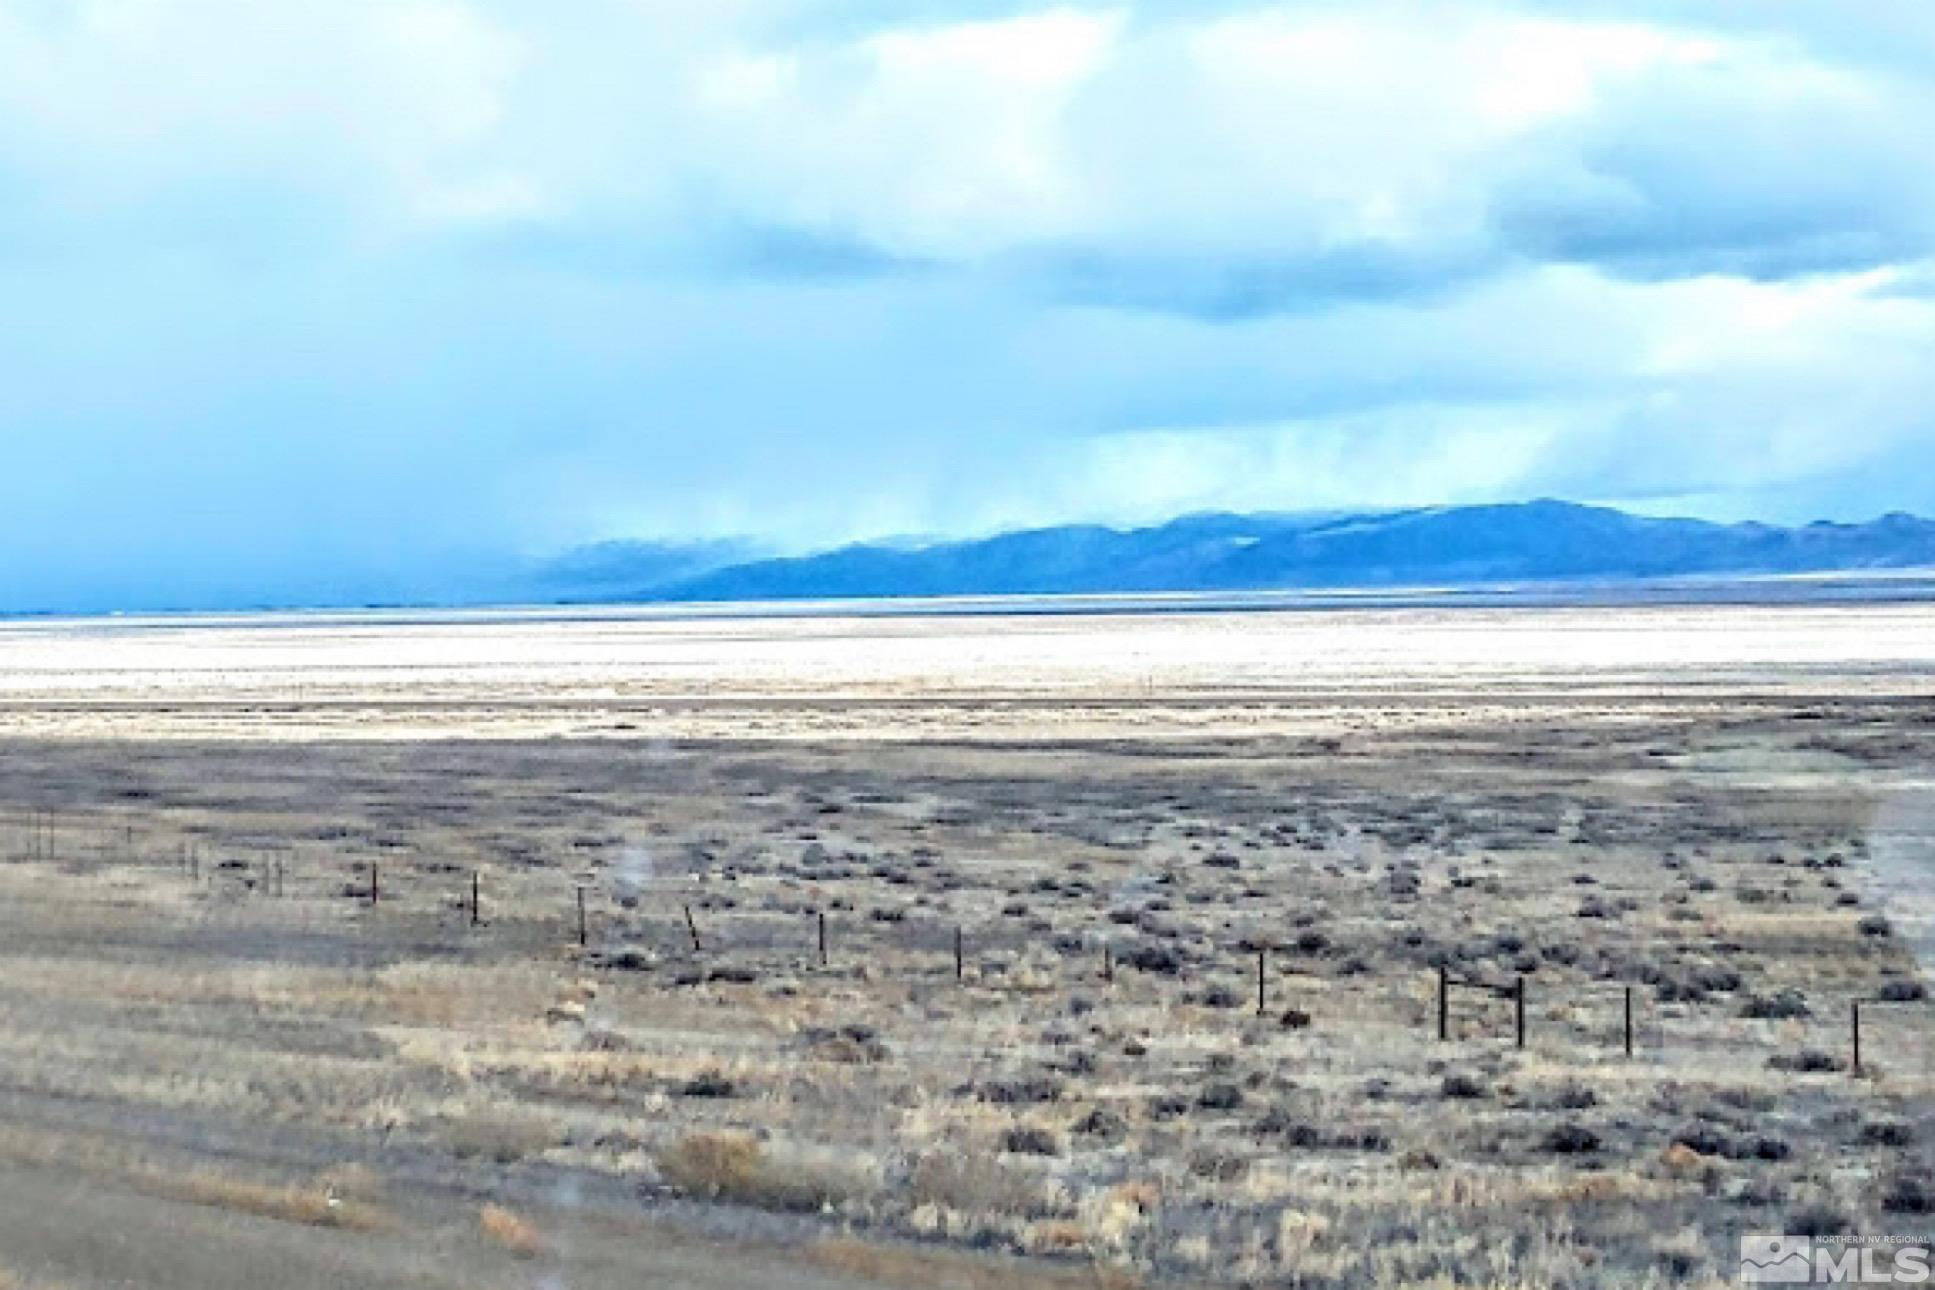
[{"xmin": 6, "ymin": 808, "xmax": 1935, "ymax": 1088}]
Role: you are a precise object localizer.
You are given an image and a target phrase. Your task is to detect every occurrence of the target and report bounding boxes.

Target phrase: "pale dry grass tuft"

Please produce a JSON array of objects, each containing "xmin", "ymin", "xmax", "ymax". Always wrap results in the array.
[
  {"xmin": 164, "ymin": 1168, "xmax": 388, "ymax": 1230},
  {"xmin": 657, "ymin": 1130, "xmax": 762, "ymax": 1197},
  {"xmin": 909, "ymin": 1148, "xmax": 1061, "ymax": 1220},
  {"xmin": 656, "ymin": 1130, "xmax": 877, "ymax": 1213},
  {"xmin": 479, "ymin": 1203, "xmax": 546, "ymax": 1258}
]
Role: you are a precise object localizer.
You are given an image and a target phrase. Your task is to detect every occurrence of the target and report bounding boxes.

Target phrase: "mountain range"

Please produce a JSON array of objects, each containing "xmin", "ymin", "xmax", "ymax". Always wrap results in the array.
[{"xmin": 526, "ymin": 500, "xmax": 1935, "ymax": 604}]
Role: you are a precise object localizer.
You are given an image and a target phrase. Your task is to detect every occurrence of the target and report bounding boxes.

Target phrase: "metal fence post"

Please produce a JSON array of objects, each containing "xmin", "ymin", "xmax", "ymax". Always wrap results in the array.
[
  {"xmin": 1437, "ymin": 966, "xmax": 1449, "ymax": 1041},
  {"xmin": 1852, "ymin": 999, "xmax": 1862, "ymax": 1077}
]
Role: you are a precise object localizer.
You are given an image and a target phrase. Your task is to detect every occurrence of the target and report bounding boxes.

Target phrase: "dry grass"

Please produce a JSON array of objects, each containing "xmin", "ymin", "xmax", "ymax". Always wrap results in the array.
[
  {"xmin": 0, "ymin": 1122, "xmax": 387, "ymax": 1233},
  {"xmin": 656, "ymin": 1130, "xmax": 763, "ymax": 1198},
  {"xmin": 908, "ymin": 1150, "xmax": 1057, "ymax": 1221},
  {"xmin": 656, "ymin": 1131, "xmax": 878, "ymax": 1213},
  {"xmin": 478, "ymin": 1203, "xmax": 546, "ymax": 1258},
  {"xmin": 153, "ymin": 1169, "xmax": 389, "ymax": 1232},
  {"xmin": 432, "ymin": 1107, "xmax": 560, "ymax": 1164},
  {"xmin": 808, "ymin": 1237, "xmax": 1145, "ymax": 1290}
]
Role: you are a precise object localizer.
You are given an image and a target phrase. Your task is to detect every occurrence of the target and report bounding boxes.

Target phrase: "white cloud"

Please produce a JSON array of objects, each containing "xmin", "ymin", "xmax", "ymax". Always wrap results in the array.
[
  {"xmin": 688, "ymin": 9, "xmax": 1122, "ymax": 257},
  {"xmin": 0, "ymin": 0, "xmax": 531, "ymax": 237},
  {"xmin": 650, "ymin": 5, "xmax": 1935, "ymax": 304},
  {"xmin": 5, "ymin": 2, "xmax": 1930, "ymax": 288}
]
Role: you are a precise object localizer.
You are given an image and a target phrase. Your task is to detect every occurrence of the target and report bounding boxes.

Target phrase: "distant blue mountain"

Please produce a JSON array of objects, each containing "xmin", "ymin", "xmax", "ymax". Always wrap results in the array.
[
  {"xmin": 522, "ymin": 538, "xmax": 762, "ymax": 602},
  {"xmin": 535, "ymin": 501, "xmax": 1935, "ymax": 604}
]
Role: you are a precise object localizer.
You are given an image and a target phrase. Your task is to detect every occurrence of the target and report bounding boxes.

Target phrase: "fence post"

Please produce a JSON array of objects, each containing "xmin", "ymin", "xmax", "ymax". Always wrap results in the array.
[
  {"xmin": 683, "ymin": 903, "xmax": 702, "ymax": 953},
  {"xmin": 954, "ymin": 926, "xmax": 964, "ymax": 980},
  {"xmin": 1256, "ymin": 948, "xmax": 1267, "ymax": 1016},
  {"xmin": 369, "ymin": 862, "xmax": 379, "ymax": 906},
  {"xmin": 1514, "ymin": 975, "xmax": 1526, "ymax": 1049},
  {"xmin": 1624, "ymin": 985, "xmax": 1634, "ymax": 1058},
  {"xmin": 1437, "ymin": 966, "xmax": 1449, "ymax": 1041},
  {"xmin": 577, "ymin": 886, "xmax": 588, "ymax": 947},
  {"xmin": 818, "ymin": 911, "xmax": 828, "ymax": 967},
  {"xmin": 1851, "ymin": 999, "xmax": 1862, "ymax": 1077},
  {"xmin": 471, "ymin": 871, "xmax": 481, "ymax": 926},
  {"xmin": 1103, "ymin": 943, "xmax": 1114, "ymax": 985}
]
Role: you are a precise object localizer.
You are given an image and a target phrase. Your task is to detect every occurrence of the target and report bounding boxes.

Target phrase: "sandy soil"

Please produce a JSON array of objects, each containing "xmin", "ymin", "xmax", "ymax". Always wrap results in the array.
[{"xmin": 0, "ymin": 601, "xmax": 1931, "ymax": 1287}]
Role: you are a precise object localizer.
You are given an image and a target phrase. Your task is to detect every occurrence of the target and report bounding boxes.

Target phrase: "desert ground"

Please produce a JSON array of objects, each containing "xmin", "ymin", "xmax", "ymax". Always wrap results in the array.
[{"xmin": 0, "ymin": 600, "xmax": 1932, "ymax": 1287}]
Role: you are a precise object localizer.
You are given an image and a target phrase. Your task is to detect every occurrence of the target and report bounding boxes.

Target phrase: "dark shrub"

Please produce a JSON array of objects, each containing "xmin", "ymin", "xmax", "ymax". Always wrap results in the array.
[
  {"xmin": 1787, "ymin": 1202, "xmax": 1852, "ymax": 1237},
  {"xmin": 1674, "ymin": 1125, "xmax": 1734, "ymax": 1157},
  {"xmin": 1122, "ymin": 944, "xmax": 1183, "ymax": 975},
  {"xmin": 1253, "ymin": 1107, "xmax": 1317, "ymax": 1144},
  {"xmin": 979, "ymin": 1076, "xmax": 1063, "ymax": 1104},
  {"xmin": 1197, "ymin": 1082, "xmax": 1245, "ymax": 1111},
  {"xmin": 1690, "ymin": 966, "xmax": 1742, "ymax": 993},
  {"xmin": 680, "ymin": 1070, "xmax": 737, "ymax": 1098},
  {"xmin": 1074, "ymin": 1107, "xmax": 1127, "ymax": 1139},
  {"xmin": 1544, "ymin": 1123, "xmax": 1601, "ymax": 1154},
  {"xmin": 1884, "ymin": 1175, "xmax": 1934, "ymax": 1214},
  {"xmin": 1741, "ymin": 990, "xmax": 1810, "ymax": 1020},
  {"xmin": 1769, "ymin": 1049, "xmax": 1846, "ymax": 1073},
  {"xmin": 1547, "ymin": 1083, "xmax": 1598, "ymax": 1111},
  {"xmin": 1003, "ymin": 1126, "xmax": 1062, "ymax": 1156},
  {"xmin": 1147, "ymin": 1093, "xmax": 1189, "ymax": 1120},
  {"xmin": 1860, "ymin": 1121, "xmax": 1914, "ymax": 1148}
]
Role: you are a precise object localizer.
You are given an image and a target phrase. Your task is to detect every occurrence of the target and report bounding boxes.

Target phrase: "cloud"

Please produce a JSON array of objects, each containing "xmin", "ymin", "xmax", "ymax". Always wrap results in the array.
[
  {"xmin": 0, "ymin": 0, "xmax": 531, "ymax": 239},
  {"xmin": 13, "ymin": 3, "xmax": 1930, "ymax": 296},
  {"xmin": 655, "ymin": 6, "xmax": 1935, "ymax": 311},
  {"xmin": 1491, "ymin": 34, "xmax": 1935, "ymax": 281},
  {"xmin": 0, "ymin": 1, "xmax": 1931, "ymax": 608}
]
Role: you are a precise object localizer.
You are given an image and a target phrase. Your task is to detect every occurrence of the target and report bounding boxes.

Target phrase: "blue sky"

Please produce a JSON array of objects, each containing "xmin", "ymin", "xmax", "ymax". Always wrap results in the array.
[{"xmin": 2, "ymin": 2, "xmax": 1934, "ymax": 608}]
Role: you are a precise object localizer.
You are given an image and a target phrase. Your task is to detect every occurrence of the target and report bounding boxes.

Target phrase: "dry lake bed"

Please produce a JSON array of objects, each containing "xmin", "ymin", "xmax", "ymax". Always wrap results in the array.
[{"xmin": 0, "ymin": 599, "xmax": 1933, "ymax": 1287}]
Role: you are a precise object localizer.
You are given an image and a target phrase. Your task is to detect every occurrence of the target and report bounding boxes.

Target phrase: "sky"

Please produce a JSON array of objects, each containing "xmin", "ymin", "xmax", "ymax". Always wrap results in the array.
[{"xmin": 2, "ymin": 1, "xmax": 1934, "ymax": 609}]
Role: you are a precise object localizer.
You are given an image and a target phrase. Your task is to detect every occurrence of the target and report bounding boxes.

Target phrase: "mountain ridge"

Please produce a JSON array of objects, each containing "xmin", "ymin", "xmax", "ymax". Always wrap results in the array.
[{"xmin": 529, "ymin": 500, "xmax": 1935, "ymax": 604}]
